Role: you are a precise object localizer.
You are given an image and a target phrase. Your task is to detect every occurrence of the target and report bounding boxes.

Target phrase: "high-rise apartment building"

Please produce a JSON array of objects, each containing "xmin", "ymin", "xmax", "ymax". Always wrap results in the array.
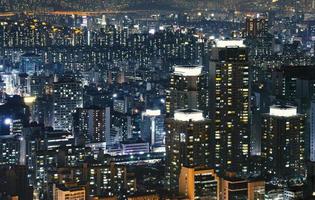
[
  {"xmin": 209, "ymin": 40, "xmax": 250, "ymax": 176},
  {"xmin": 165, "ymin": 109, "xmax": 212, "ymax": 192},
  {"xmin": 271, "ymin": 66, "xmax": 315, "ymax": 160},
  {"xmin": 52, "ymin": 77, "xmax": 83, "ymax": 130},
  {"xmin": 261, "ymin": 105, "xmax": 305, "ymax": 183}
]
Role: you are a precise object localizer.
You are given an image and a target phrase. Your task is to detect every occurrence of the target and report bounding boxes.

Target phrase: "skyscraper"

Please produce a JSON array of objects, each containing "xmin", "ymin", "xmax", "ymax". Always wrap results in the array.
[
  {"xmin": 209, "ymin": 40, "xmax": 250, "ymax": 176},
  {"xmin": 270, "ymin": 65, "xmax": 315, "ymax": 160},
  {"xmin": 261, "ymin": 105, "xmax": 305, "ymax": 184},
  {"xmin": 165, "ymin": 109, "xmax": 212, "ymax": 192},
  {"xmin": 166, "ymin": 65, "xmax": 208, "ymax": 117},
  {"xmin": 52, "ymin": 77, "xmax": 83, "ymax": 130}
]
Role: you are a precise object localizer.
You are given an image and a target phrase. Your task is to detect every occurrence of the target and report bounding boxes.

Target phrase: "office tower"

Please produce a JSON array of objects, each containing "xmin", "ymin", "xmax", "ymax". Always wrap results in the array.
[
  {"xmin": 73, "ymin": 107, "xmax": 111, "ymax": 145},
  {"xmin": 179, "ymin": 167, "xmax": 219, "ymax": 200},
  {"xmin": 53, "ymin": 183, "xmax": 85, "ymax": 200},
  {"xmin": 261, "ymin": 105, "xmax": 305, "ymax": 183},
  {"xmin": 166, "ymin": 65, "xmax": 208, "ymax": 117},
  {"xmin": 245, "ymin": 16, "xmax": 268, "ymax": 38},
  {"xmin": 219, "ymin": 173, "xmax": 265, "ymax": 200},
  {"xmin": 52, "ymin": 77, "xmax": 83, "ymax": 130},
  {"xmin": 165, "ymin": 109, "xmax": 212, "ymax": 192},
  {"xmin": 141, "ymin": 109, "xmax": 165, "ymax": 146},
  {"xmin": 209, "ymin": 40, "xmax": 250, "ymax": 176}
]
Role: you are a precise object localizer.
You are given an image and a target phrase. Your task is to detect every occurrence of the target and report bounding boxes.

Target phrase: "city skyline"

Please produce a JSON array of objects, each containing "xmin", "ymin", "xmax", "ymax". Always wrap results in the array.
[{"xmin": 1, "ymin": 0, "xmax": 315, "ymax": 200}]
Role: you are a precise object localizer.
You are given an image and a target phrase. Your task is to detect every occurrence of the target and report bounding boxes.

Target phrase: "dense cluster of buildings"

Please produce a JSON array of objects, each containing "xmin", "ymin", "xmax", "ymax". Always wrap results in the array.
[{"xmin": 1, "ymin": 2, "xmax": 315, "ymax": 200}]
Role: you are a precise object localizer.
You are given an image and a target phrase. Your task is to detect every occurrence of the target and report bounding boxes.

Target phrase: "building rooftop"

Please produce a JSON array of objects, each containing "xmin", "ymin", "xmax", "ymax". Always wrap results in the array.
[
  {"xmin": 214, "ymin": 39, "xmax": 246, "ymax": 48},
  {"xmin": 142, "ymin": 109, "xmax": 161, "ymax": 117},
  {"xmin": 269, "ymin": 105, "xmax": 298, "ymax": 117},
  {"xmin": 55, "ymin": 183, "xmax": 85, "ymax": 192},
  {"xmin": 173, "ymin": 65, "xmax": 203, "ymax": 76},
  {"xmin": 174, "ymin": 109, "xmax": 204, "ymax": 122}
]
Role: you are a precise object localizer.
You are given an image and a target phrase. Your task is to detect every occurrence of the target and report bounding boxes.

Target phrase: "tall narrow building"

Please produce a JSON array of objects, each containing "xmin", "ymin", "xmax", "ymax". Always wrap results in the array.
[
  {"xmin": 261, "ymin": 105, "xmax": 305, "ymax": 184},
  {"xmin": 166, "ymin": 65, "xmax": 208, "ymax": 117},
  {"xmin": 141, "ymin": 109, "xmax": 165, "ymax": 146},
  {"xmin": 52, "ymin": 77, "xmax": 83, "ymax": 130},
  {"xmin": 165, "ymin": 109, "xmax": 212, "ymax": 193},
  {"xmin": 209, "ymin": 40, "xmax": 250, "ymax": 176}
]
